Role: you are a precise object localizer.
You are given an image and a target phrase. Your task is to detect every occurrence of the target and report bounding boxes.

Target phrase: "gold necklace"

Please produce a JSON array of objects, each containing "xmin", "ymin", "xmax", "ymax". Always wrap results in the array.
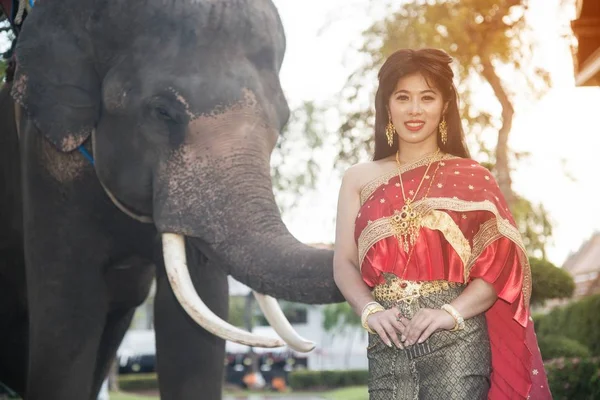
[{"xmin": 390, "ymin": 149, "xmax": 441, "ymax": 253}]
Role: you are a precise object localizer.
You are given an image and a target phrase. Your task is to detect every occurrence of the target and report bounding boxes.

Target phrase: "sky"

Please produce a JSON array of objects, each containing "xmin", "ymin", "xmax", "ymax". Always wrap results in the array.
[{"xmin": 272, "ymin": 0, "xmax": 600, "ymax": 267}]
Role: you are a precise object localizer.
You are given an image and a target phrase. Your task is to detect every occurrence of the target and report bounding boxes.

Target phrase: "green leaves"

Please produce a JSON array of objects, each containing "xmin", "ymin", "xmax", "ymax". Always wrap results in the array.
[
  {"xmin": 0, "ymin": 20, "xmax": 15, "ymax": 82},
  {"xmin": 0, "ymin": 57, "xmax": 5, "ymax": 80},
  {"xmin": 322, "ymin": 302, "xmax": 360, "ymax": 334},
  {"xmin": 512, "ymin": 195, "xmax": 554, "ymax": 259},
  {"xmin": 530, "ymin": 257, "xmax": 575, "ymax": 306},
  {"xmin": 340, "ymin": 0, "xmax": 547, "ymax": 164},
  {"xmin": 271, "ymin": 0, "xmax": 556, "ymax": 260},
  {"xmin": 270, "ymin": 101, "xmax": 327, "ymax": 214}
]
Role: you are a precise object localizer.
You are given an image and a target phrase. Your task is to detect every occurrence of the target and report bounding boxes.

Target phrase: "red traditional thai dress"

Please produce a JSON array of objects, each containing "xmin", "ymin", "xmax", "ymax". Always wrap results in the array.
[{"xmin": 355, "ymin": 152, "xmax": 552, "ymax": 399}]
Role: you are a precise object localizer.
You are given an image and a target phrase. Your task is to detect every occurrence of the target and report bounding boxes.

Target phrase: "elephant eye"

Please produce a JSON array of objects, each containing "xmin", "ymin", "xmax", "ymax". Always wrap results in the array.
[{"xmin": 154, "ymin": 106, "xmax": 177, "ymax": 123}]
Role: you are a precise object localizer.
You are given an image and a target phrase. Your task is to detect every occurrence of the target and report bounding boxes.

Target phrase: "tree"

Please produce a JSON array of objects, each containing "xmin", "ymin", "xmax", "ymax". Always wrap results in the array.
[
  {"xmin": 322, "ymin": 302, "xmax": 360, "ymax": 334},
  {"xmin": 314, "ymin": 0, "xmax": 566, "ymax": 330},
  {"xmin": 529, "ymin": 257, "xmax": 575, "ymax": 306},
  {"xmin": 281, "ymin": 0, "xmax": 557, "ymax": 258},
  {"xmin": 270, "ymin": 101, "xmax": 329, "ymax": 215},
  {"xmin": 321, "ymin": 302, "xmax": 363, "ymax": 368},
  {"xmin": 512, "ymin": 195, "xmax": 553, "ymax": 260},
  {"xmin": 339, "ymin": 0, "xmax": 551, "ymax": 203},
  {"xmin": 228, "ymin": 295, "xmax": 251, "ymax": 328},
  {"xmin": 0, "ymin": 18, "xmax": 15, "ymax": 83}
]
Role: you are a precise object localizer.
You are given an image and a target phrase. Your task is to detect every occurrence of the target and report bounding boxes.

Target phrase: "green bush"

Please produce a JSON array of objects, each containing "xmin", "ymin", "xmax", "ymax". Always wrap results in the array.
[
  {"xmin": 288, "ymin": 370, "xmax": 317, "ymax": 389},
  {"xmin": 534, "ymin": 294, "xmax": 600, "ymax": 355},
  {"xmin": 289, "ymin": 370, "xmax": 368, "ymax": 390},
  {"xmin": 529, "ymin": 257, "xmax": 575, "ymax": 306},
  {"xmin": 545, "ymin": 357, "xmax": 600, "ymax": 399},
  {"xmin": 538, "ymin": 335, "xmax": 590, "ymax": 361},
  {"xmin": 118, "ymin": 373, "xmax": 158, "ymax": 391}
]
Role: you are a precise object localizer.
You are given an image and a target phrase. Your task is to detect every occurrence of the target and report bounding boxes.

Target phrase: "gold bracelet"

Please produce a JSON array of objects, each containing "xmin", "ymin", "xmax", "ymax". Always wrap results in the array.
[
  {"xmin": 361, "ymin": 301, "xmax": 380, "ymax": 316},
  {"xmin": 441, "ymin": 303, "xmax": 465, "ymax": 331},
  {"xmin": 361, "ymin": 302, "xmax": 385, "ymax": 334}
]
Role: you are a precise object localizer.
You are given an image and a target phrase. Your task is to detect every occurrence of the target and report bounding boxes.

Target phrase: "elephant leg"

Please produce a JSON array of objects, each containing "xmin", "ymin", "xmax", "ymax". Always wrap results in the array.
[
  {"xmin": 21, "ymin": 163, "xmax": 110, "ymax": 398},
  {"xmin": 90, "ymin": 257, "xmax": 156, "ymax": 397},
  {"xmin": 90, "ymin": 307, "xmax": 136, "ymax": 398},
  {"xmin": 24, "ymin": 262, "xmax": 108, "ymax": 400},
  {"xmin": 0, "ymin": 249, "xmax": 28, "ymax": 396},
  {"xmin": 154, "ymin": 240, "xmax": 229, "ymax": 400},
  {"xmin": 18, "ymin": 116, "xmax": 156, "ymax": 398},
  {"xmin": 0, "ymin": 305, "xmax": 28, "ymax": 397}
]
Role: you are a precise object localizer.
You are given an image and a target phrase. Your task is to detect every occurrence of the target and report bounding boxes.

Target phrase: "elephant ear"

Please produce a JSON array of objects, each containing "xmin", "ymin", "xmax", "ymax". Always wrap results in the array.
[{"xmin": 11, "ymin": 3, "xmax": 100, "ymax": 153}]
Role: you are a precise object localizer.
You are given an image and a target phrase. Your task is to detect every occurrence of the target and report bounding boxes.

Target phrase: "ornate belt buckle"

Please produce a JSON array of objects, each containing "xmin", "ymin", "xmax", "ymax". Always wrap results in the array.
[{"xmin": 398, "ymin": 281, "xmax": 421, "ymax": 304}]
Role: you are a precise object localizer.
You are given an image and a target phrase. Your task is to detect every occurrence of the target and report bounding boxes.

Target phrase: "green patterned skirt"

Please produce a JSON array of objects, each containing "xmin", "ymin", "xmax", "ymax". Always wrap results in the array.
[{"xmin": 367, "ymin": 275, "xmax": 491, "ymax": 400}]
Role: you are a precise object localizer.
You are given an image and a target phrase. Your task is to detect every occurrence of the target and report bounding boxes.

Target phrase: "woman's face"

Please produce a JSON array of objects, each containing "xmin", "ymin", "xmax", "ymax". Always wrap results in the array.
[{"xmin": 388, "ymin": 72, "xmax": 447, "ymax": 148}]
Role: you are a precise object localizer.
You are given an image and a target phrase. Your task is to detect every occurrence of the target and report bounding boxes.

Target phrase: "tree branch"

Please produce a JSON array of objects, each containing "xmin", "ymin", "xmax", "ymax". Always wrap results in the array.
[{"xmin": 481, "ymin": 57, "xmax": 515, "ymax": 207}]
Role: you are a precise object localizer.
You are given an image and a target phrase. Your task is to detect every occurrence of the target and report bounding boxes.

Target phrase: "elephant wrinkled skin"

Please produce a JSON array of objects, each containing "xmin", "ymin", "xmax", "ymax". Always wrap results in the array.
[{"xmin": 0, "ymin": 1, "xmax": 344, "ymax": 399}]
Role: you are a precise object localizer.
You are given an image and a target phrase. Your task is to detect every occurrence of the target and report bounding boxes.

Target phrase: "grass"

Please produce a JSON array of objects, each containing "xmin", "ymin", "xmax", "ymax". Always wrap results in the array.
[
  {"xmin": 321, "ymin": 386, "xmax": 368, "ymax": 400},
  {"xmin": 109, "ymin": 393, "xmax": 156, "ymax": 400},
  {"xmin": 108, "ymin": 386, "xmax": 369, "ymax": 400}
]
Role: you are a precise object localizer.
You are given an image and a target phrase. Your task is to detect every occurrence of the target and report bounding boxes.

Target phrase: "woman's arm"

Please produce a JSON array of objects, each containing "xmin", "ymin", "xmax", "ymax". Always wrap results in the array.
[
  {"xmin": 333, "ymin": 166, "xmax": 405, "ymax": 348},
  {"xmin": 449, "ymin": 278, "xmax": 498, "ymax": 319},
  {"xmin": 333, "ymin": 167, "xmax": 373, "ymax": 314},
  {"xmin": 401, "ymin": 278, "xmax": 497, "ymax": 345}
]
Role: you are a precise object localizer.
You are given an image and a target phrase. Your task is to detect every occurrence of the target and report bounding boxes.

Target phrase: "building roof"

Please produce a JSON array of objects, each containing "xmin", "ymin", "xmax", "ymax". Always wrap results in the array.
[
  {"xmin": 562, "ymin": 232, "xmax": 600, "ymax": 275},
  {"xmin": 572, "ymin": 0, "xmax": 600, "ymax": 86}
]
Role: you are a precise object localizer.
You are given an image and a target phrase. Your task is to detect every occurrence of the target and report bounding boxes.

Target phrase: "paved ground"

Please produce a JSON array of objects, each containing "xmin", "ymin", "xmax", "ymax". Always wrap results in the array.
[
  {"xmin": 131, "ymin": 391, "xmax": 325, "ymax": 400},
  {"xmin": 224, "ymin": 397, "xmax": 324, "ymax": 400}
]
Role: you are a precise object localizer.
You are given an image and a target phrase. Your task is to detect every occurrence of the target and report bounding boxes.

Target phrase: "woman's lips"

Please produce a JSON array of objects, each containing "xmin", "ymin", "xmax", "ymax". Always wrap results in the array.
[{"xmin": 404, "ymin": 121, "xmax": 425, "ymax": 132}]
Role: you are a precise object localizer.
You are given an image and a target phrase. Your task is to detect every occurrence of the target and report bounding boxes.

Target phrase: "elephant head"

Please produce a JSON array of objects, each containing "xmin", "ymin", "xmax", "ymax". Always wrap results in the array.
[{"xmin": 12, "ymin": 0, "xmax": 343, "ymax": 351}]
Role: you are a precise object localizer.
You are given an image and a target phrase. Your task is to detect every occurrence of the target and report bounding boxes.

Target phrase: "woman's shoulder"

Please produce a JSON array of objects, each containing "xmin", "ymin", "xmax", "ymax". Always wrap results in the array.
[{"xmin": 343, "ymin": 158, "xmax": 395, "ymax": 191}]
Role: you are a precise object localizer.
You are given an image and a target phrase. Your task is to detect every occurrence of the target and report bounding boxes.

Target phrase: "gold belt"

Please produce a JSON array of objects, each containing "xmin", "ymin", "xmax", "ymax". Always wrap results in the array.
[{"xmin": 372, "ymin": 275, "xmax": 461, "ymax": 304}]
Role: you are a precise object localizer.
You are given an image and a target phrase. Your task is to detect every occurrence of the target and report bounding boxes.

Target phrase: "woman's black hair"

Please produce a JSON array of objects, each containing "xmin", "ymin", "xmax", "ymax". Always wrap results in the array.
[{"xmin": 372, "ymin": 48, "xmax": 470, "ymax": 160}]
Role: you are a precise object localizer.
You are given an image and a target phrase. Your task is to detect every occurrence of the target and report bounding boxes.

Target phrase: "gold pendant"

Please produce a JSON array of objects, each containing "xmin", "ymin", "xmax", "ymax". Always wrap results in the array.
[{"xmin": 390, "ymin": 200, "xmax": 421, "ymax": 253}]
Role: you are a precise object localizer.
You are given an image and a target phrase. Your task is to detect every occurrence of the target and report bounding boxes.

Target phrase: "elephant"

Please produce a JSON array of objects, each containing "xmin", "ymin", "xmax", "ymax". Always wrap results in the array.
[{"xmin": 0, "ymin": 0, "xmax": 344, "ymax": 399}]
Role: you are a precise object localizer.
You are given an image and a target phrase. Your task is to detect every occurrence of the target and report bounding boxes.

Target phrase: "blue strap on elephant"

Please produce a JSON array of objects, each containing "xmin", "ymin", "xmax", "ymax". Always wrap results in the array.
[{"xmin": 78, "ymin": 146, "xmax": 95, "ymax": 165}]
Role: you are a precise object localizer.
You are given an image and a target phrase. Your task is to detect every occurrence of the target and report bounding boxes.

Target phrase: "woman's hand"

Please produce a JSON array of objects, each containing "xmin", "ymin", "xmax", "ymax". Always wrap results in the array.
[
  {"xmin": 401, "ymin": 308, "xmax": 455, "ymax": 346},
  {"xmin": 367, "ymin": 308, "xmax": 408, "ymax": 349}
]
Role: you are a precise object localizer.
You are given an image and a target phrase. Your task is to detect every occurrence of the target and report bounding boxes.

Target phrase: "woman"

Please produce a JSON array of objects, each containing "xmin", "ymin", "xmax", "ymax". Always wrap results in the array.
[{"xmin": 333, "ymin": 48, "xmax": 551, "ymax": 399}]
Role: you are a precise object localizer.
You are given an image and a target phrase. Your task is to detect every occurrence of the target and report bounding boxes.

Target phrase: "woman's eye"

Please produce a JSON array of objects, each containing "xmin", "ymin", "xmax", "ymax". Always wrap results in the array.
[
  {"xmin": 422, "ymin": 96, "xmax": 435, "ymax": 101},
  {"xmin": 397, "ymin": 95, "xmax": 409, "ymax": 101}
]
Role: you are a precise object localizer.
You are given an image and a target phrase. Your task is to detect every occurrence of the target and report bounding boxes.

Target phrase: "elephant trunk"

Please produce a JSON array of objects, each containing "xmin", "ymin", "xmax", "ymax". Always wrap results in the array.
[
  {"xmin": 155, "ymin": 149, "xmax": 344, "ymax": 304},
  {"xmin": 153, "ymin": 123, "xmax": 344, "ymax": 349}
]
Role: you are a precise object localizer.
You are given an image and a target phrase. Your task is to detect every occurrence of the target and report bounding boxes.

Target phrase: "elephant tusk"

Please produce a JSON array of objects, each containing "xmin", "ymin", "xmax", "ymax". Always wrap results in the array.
[
  {"xmin": 162, "ymin": 233, "xmax": 286, "ymax": 348},
  {"xmin": 252, "ymin": 292, "xmax": 316, "ymax": 353}
]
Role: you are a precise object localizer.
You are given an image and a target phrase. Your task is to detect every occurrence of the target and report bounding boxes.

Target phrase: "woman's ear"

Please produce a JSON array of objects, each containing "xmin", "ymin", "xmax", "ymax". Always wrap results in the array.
[{"xmin": 442, "ymin": 101, "xmax": 449, "ymax": 115}]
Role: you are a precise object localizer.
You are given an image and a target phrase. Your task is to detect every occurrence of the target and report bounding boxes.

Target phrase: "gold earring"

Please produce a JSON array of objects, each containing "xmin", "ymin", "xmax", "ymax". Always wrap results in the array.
[
  {"xmin": 386, "ymin": 112, "xmax": 395, "ymax": 147},
  {"xmin": 439, "ymin": 116, "xmax": 448, "ymax": 145}
]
